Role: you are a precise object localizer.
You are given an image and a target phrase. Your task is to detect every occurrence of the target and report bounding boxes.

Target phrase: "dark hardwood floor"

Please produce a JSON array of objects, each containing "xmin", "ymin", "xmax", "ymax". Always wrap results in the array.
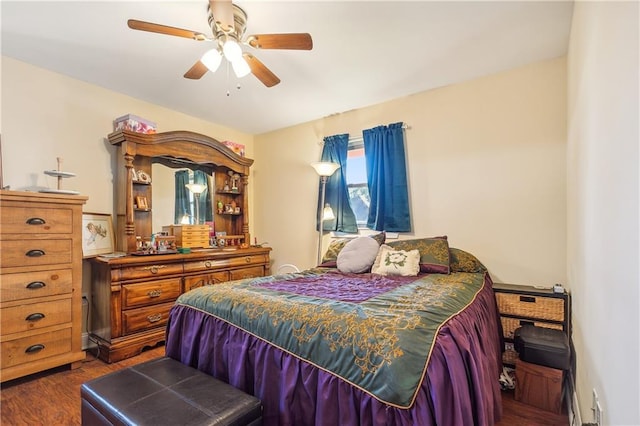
[{"xmin": 1, "ymin": 346, "xmax": 568, "ymax": 425}]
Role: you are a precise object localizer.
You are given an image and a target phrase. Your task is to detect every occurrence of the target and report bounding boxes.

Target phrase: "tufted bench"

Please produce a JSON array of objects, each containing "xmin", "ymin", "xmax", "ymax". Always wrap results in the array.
[{"xmin": 81, "ymin": 357, "xmax": 262, "ymax": 426}]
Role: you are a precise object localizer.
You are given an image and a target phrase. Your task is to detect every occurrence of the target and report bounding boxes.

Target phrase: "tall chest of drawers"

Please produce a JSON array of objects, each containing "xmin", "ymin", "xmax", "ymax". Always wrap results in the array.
[
  {"xmin": 0, "ymin": 190, "xmax": 88, "ymax": 382},
  {"xmin": 493, "ymin": 282, "xmax": 571, "ymax": 366}
]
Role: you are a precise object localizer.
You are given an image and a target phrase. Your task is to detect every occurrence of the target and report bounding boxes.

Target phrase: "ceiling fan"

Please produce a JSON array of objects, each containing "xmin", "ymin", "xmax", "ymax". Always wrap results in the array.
[{"xmin": 128, "ymin": 0, "xmax": 313, "ymax": 87}]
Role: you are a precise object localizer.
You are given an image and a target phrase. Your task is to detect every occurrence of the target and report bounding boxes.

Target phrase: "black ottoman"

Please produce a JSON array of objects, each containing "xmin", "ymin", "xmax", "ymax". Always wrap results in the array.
[{"xmin": 81, "ymin": 357, "xmax": 262, "ymax": 426}]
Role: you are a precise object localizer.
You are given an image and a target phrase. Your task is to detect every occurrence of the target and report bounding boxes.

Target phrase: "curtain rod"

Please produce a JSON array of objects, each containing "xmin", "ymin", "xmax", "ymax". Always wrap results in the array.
[{"xmin": 320, "ymin": 123, "xmax": 411, "ymax": 145}]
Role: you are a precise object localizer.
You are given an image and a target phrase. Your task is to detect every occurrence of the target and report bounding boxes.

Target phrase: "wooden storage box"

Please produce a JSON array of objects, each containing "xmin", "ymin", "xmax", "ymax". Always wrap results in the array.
[
  {"xmin": 515, "ymin": 359, "xmax": 563, "ymax": 414},
  {"xmin": 162, "ymin": 225, "xmax": 210, "ymax": 248}
]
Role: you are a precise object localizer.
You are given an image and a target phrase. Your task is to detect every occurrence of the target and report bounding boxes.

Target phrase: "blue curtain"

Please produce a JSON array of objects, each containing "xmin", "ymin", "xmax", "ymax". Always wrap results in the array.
[
  {"xmin": 193, "ymin": 170, "xmax": 213, "ymax": 223},
  {"xmin": 318, "ymin": 134, "xmax": 358, "ymax": 233},
  {"xmin": 363, "ymin": 122, "xmax": 411, "ymax": 231},
  {"xmin": 174, "ymin": 170, "xmax": 191, "ymax": 224}
]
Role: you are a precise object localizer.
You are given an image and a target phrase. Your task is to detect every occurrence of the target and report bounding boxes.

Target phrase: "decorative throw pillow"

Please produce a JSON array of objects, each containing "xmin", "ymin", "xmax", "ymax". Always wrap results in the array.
[
  {"xmin": 386, "ymin": 237, "xmax": 450, "ymax": 274},
  {"xmin": 449, "ymin": 247, "xmax": 487, "ymax": 273},
  {"xmin": 337, "ymin": 237, "xmax": 382, "ymax": 273},
  {"xmin": 371, "ymin": 245, "xmax": 420, "ymax": 276},
  {"xmin": 320, "ymin": 232, "xmax": 385, "ymax": 267}
]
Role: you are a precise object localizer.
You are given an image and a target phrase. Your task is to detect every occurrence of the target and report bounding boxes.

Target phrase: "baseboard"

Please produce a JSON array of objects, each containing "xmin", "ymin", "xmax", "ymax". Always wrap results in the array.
[
  {"xmin": 82, "ymin": 332, "xmax": 97, "ymax": 351},
  {"xmin": 566, "ymin": 367, "xmax": 582, "ymax": 426}
]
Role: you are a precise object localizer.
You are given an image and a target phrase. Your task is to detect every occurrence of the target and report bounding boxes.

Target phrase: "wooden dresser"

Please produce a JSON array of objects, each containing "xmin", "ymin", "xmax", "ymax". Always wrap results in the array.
[
  {"xmin": 0, "ymin": 190, "xmax": 87, "ymax": 382},
  {"xmin": 89, "ymin": 247, "xmax": 271, "ymax": 363},
  {"xmin": 493, "ymin": 283, "xmax": 571, "ymax": 367}
]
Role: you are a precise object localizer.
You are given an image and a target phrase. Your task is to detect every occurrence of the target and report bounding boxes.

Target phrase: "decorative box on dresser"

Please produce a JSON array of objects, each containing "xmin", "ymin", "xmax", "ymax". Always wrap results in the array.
[
  {"xmin": 89, "ymin": 130, "xmax": 271, "ymax": 363},
  {"xmin": 0, "ymin": 190, "xmax": 88, "ymax": 382},
  {"xmin": 492, "ymin": 283, "xmax": 571, "ymax": 367}
]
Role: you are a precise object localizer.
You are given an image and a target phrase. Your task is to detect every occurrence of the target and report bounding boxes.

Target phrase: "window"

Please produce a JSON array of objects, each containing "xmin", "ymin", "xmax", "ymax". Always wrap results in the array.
[{"xmin": 346, "ymin": 141, "xmax": 370, "ymax": 227}]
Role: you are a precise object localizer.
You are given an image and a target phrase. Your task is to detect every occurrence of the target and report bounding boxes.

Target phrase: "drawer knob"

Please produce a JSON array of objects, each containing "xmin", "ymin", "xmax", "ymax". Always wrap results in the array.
[
  {"xmin": 205, "ymin": 261, "xmax": 212, "ymax": 268},
  {"xmin": 26, "ymin": 249, "xmax": 46, "ymax": 257},
  {"xmin": 26, "ymin": 217, "xmax": 46, "ymax": 225},
  {"xmin": 147, "ymin": 289, "xmax": 162, "ymax": 298},
  {"xmin": 25, "ymin": 313, "xmax": 45, "ymax": 322},
  {"xmin": 147, "ymin": 313, "xmax": 162, "ymax": 323},
  {"xmin": 25, "ymin": 344, "xmax": 45, "ymax": 354},
  {"xmin": 26, "ymin": 281, "xmax": 46, "ymax": 290},
  {"xmin": 245, "ymin": 257, "xmax": 252, "ymax": 263}
]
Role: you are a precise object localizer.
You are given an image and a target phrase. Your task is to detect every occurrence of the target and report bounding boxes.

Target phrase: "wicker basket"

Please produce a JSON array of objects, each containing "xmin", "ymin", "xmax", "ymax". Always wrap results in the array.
[{"xmin": 495, "ymin": 293, "xmax": 564, "ymax": 322}]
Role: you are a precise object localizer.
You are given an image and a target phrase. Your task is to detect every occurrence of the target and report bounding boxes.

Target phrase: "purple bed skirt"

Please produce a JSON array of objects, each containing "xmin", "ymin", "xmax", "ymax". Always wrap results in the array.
[{"xmin": 165, "ymin": 275, "xmax": 503, "ymax": 425}]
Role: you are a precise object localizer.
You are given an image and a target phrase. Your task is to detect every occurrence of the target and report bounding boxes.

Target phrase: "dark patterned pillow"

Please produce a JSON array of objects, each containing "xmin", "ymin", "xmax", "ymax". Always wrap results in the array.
[
  {"xmin": 449, "ymin": 247, "xmax": 487, "ymax": 273},
  {"xmin": 320, "ymin": 232, "xmax": 385, "ymax": 267},
  {"xmin": 386, "ymin": 237, "xmax": 450, "ymax": 274}
]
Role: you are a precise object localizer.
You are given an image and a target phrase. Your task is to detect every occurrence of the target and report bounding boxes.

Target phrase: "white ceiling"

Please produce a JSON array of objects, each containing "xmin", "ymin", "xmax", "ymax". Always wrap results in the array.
[{"xmin": 1, "ymin": 1, "xmax": 574, "ymax": 134}]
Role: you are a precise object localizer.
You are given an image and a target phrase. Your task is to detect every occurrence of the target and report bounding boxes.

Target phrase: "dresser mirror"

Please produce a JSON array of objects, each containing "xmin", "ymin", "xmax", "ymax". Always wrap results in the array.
[{"xmin": 108, "ymin": 130, "xmax": 253, "ymax": 253}]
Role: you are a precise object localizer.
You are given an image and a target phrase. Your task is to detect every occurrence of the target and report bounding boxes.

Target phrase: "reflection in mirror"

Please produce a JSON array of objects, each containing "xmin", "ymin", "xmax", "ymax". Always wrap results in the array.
[{"xmin": 151, "ymin": 162, "xmax": 215, "ymax": 234}]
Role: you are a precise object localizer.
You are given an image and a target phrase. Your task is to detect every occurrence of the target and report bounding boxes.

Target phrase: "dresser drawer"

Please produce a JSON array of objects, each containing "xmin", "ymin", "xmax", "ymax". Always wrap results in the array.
[
  {"xmin": 495, "ymin": 292, "xmax": 564, "ymax": 322},
  {"xmin": 184, "ymin": 255, "xmax": 268, "ymax": 273},
  {"xmin": 500, "ymin": 316, "xmax": 564, "ymax": 339},
  {"xmin": 122, "ymin": 302, "xmax": 173, "ymax": 334},
  {"xmin": 230, "ymin": 266, "xmax": 265, "ymax": 281},
  {"xmin": 115, "ymin": 263, "xmax": 183, "ymax": 281},
  {"xmin": 1, "ymin": 269, "xmax": 73, "ymax": 302},
  {"xmin": 0, "ymin": 205, "xmax": 73, "ymax": 235},
  {"xmin": 1, "ymin": 327, "xmax": 72, "ymax": 369},
  {"xmin": 1, "ymin": 239, "xmax": 72, "ymax": 269},
  {"xmin": 184, "ymin": 271, "xmax": 229, "ymax": 291},
  {"xmin": 1, "ymin": 298, "xmax": 72, "ymax": 335},
  {"xmin": 122, "ymin": 278, "xmax": 182, "ymax": 309}
]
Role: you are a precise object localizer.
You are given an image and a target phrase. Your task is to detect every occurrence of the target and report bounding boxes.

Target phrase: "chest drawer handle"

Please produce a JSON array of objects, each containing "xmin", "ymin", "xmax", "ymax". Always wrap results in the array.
[
  {"xmin": 25, "ymin": 344, "xmax": 45, "ymax": 354},
  {"xmin": 147, "ymin": 313, "xmax": 162, "ymax": 323},
  {"xmin": 519, "ymin": 296, "xmax": 536, "ymax": 303},
  {"xmin": 143, "ymin": 265, "xmax": 167, "ymax": 274},
  {"xmin": 147, "ymin": 289, "xmax": 162, "ymax": 298},
  {"xmin": 26, "ymin": 249, "xmax": 46, "ymax": 257},
  {"xmin": 25, "ymin": 313, "xmax": 45, "ymax": 322},
  {"xmin": 205, "ymin": 261, "xmax": 212, "ymax": 268},
  {"xmin": 26, "ymin": 217, "xmax": 46, "ymax": 225},
  {"xmin": 245, "ymin": 256, "xmax": 252, "ymax": 263},
  {"xmin": 26, "ymin": 281, "xmax": 46, "ymax": 289}
]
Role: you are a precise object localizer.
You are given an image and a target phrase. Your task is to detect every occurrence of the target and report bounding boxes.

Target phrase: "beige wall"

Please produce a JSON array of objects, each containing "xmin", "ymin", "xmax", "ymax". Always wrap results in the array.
[
  {"xmin": 1, "ymin": 57, "xmax": 255, "ymax": 214},
  {"xmin": 255, "ymin": 57, "xmax": 567, "ymax": 285},
  {"xmin": 1, "ymin": 56, "xmax": 255, "ymax": 298},
  {"xmin": 567, "ymin": 2, "xmax": 639, "ymax": 424}
]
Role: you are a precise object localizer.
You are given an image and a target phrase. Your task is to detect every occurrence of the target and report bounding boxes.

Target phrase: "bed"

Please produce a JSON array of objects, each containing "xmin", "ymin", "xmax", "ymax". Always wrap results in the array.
[{"xmin": 165, "ymin": 237, "xmax": 503, "ymax": 425}]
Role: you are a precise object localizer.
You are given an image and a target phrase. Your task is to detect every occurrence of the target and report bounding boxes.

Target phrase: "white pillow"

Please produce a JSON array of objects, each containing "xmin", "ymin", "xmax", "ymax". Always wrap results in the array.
[
  {"xmin": 336, "ymin": 237, "xmax": 381, "ymax": 273},
  {"xmin": 371, "ymin": 244, "xmax": 420, "ymax": 276}
]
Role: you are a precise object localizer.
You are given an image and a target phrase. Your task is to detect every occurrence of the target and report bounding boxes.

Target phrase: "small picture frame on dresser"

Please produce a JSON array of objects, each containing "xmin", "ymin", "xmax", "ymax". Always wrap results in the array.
[{"xmin": 82, "ymin": 212, "xmax": 115, "ymax": 258}]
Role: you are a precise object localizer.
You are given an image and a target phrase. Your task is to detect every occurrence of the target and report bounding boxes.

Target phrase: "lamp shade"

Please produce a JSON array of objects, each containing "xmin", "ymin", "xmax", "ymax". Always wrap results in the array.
[
  {"xmin": 185, "ymin": 183, "xmax": 206, "ymax": 194},
  {"xmin": 201, "ymin": 49, "xmax": 222, "ymax": 72},
  {"xmin": 222, "ymin": 39, "xmax": 243, "ymax": 62},
  {"xmin": 311, "ymin": 162, "xmax": 340, "ymax": 177},
  {"xmin": 232, "ymin": 57, "xmax": 251, "ymax": 78},
  {"xmin": 322, "ymin": 203, "xmax": 335, "ymax": 220}
]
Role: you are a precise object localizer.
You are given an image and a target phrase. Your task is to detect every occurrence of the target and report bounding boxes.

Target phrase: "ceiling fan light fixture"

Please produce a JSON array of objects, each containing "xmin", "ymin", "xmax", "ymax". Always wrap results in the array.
[
  {"xmin": 201, "ymin": 49, "xmax": 222, "ymax": 72},
  {"xmin": 222, "ymin": 39, "xmax": 242, "ymax": 62},
  {"xmin": 231, "ymin": 57, "xmax": 251, "ymax": 78}
]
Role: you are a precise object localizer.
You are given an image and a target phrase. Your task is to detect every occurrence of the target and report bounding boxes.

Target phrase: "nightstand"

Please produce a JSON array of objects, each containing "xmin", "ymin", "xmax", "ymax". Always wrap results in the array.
[{"xmin": 493, "ymin": 283, "xmax": 571, "ymax": 367}]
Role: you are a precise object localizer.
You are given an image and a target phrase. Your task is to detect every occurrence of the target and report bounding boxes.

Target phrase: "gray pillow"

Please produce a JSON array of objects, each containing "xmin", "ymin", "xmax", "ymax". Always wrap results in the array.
[{"xmin": 337, "ymin": 237, "xmax": 381, "ymax": 273}]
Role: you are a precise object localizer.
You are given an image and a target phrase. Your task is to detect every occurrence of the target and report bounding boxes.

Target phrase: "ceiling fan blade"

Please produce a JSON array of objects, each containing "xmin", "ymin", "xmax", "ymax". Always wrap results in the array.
[
  {"xmin": 243, "ymin": 53, "xmax": 280, "ymax": 88},
  {"xmin": 184, "ymin": 61, "xmax": 209, "ymax": 80},
  {"xmin": 209, "ymin": 0, "xmax": 235, "ymax": 33},
  {"xmin": 128, "ymin": 19, "xmax": 208, "ymax": 41},
  {"xmin": 247, "ymin": 33, "xmax": 313, "ymax": 50}
]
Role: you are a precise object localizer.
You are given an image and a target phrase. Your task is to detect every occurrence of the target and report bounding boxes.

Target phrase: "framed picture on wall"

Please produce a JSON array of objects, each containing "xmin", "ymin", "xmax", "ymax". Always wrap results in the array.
[{"xmin": 82, "ymin": 212, "xmax": 115, "ymax": 258}]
